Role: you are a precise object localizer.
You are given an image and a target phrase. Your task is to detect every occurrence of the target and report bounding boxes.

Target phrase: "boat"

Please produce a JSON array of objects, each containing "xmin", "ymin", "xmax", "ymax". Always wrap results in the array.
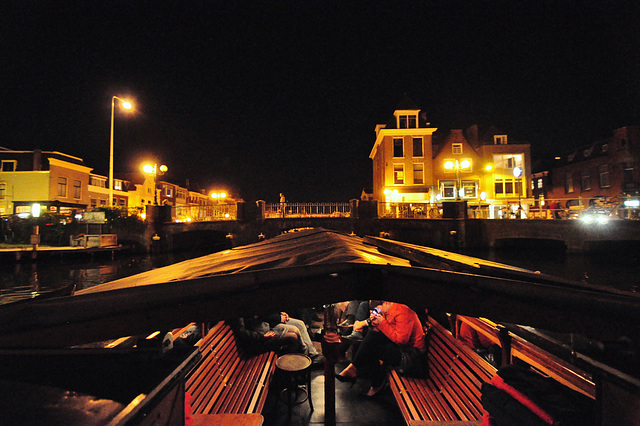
[
  {"xmin": 0, "ymin": 228, "xmax": 638, "ymax": 423},
  {"xmin": 0, "ymin": 228, "xmax": 637, "ymax": 348}
]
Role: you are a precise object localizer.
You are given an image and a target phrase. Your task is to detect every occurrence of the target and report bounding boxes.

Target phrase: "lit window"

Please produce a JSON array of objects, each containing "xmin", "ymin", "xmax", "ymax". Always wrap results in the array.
[
  {"xmin": 58, "ymin": 177, "xmax": 67, "ymax": 197},
  {"xmin": 494, "ymin": 178, "xmax": 522, "ymax": 197},
  {"xmin": 114, "ymin": 180, "xmax": 122, "ymax": 191},
  {"xmin": 452, "ymin": 143, "xmax": 462, "ymax": 154},
  {"xmin": 602, "ymin": 144, "xmax": 608, "ymax": 153},
  {"xmin": 537, "ymin": 178, "xmax": 543, "ymax": 188},
  {"xmin": 164, "ymin": 186, "xmax": 174, "ymax": 197},
  {"xmin": 393, "ymin": 164, "xmax": 404, "ymax": 184},
  {"xmin": 413, "ymin": 164, "xmax": 424, "ymax": 185},
  {"xmin": 565, "ymin": 172, "xmax": 574, "ymax": 193},
  {"xmin": 412, "ymin": 138, "xmax": 423, "ymax": 157},
  {"xmin": 461, "ymin": 181, "xmax": 478, "ymax": 198},
  {"xmin": 73, "ymin": 180, "xmax": 82, "ymax": 199},
  {"xmin": 393, "ymin": 138, "xmax": 404, "ymax": 157},
  {"xmin": 494, "ymin": 135, "xmax": 507, "ymax": 145},
  {"xmin": 441, "ymin": 181, "xmax": 456, "ymax": 199}
]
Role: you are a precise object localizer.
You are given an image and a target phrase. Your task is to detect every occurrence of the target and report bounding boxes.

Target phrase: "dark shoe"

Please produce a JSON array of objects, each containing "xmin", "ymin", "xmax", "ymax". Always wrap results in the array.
[
  {"xmin": 342, "ymin": 331, "xmax": 363, "ymax": 342},
  {"xmin": 335, "ymin": 373, "xmax": 357, "ymax": 384}
]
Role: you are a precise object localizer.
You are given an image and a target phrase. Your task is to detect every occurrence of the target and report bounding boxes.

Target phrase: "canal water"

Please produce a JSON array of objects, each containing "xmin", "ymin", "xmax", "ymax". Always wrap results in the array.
[
  {"xmin": 0, "ymin": 248, "xmax": 223, "ymax": 305},
  {"xmin": 1, "ymin": 244, "xmax": 638, "ymax": 306}
]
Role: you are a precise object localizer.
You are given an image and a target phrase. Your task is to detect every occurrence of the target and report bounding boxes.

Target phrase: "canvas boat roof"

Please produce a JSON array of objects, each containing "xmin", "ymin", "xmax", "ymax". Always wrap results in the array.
[{"xmin": 0, "ymin": 228, "xmax": 638, "ymax": 348}]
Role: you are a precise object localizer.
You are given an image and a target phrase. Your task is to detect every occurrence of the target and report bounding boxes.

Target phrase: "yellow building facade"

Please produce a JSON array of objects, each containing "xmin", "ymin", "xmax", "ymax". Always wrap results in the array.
[
  {"xmin": 370, "ymin": 99, "xmax": 532, "ymax": 218},
  {"xmin": 0, "ymin": 151, "xmax": 92, "ymax": 216}
]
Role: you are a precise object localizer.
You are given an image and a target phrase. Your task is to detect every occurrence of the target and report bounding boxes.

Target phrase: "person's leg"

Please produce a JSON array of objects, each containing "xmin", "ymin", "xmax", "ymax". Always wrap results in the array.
[
  {"xmin": 345, "ymin": 300, "xmax": 361, "ymax": 318},
  {"xmin": 355, "ymin": 300, "xmax": 370, "ymax": 321},
  {"xmin": 287, "ymin": 318, "xmax": 318, "ymax": 355},
  {"xmin": 344, "ymin": 300, "xmax": 371, "ymax": 341},
  {"xmin": 353, "ymin": 330, "xmax": 401, "ymax": 387},
  {"xmin": 338, "ymin": 328, "xmax": 382, "ymax": 378}
]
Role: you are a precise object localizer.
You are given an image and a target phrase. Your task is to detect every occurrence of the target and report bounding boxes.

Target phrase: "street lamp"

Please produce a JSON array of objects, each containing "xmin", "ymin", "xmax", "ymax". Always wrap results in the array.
[
  {"xmin": 143, "ymin": 163, "xmax": 168, "ymax": 205},
  {"xmin": 210, "ymin": 191, "xmax": 227, "ymax": 202},
  {"xmin": 444, "ymin": 159, "xmax": 471, "ymax": 200},
  {"xmin": 513, "ymin": 166, "xmax": 523, "ymax": 218},
  {"xmin": 109, "ymin": 96, "xmax": 133, "ymax": 208}
]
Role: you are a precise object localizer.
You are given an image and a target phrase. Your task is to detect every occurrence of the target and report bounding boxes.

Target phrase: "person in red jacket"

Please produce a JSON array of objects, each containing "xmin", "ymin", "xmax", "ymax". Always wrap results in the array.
[{"xmin": 336, "ymin": 300, "xmax": 426, "ymax": 396}]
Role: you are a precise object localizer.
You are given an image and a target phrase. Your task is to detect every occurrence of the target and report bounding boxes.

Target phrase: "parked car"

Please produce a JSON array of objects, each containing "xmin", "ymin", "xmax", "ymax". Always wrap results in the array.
[{"xmin": 580, "ymin": 208, "xmax": 613, "ymax": 224}]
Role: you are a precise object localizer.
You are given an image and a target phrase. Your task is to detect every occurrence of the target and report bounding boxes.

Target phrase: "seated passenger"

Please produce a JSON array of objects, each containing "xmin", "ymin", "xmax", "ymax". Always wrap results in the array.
[
  {"xmin": 265, "ymin": 311, "xmax": 324, "ymax": 363},
  {"xmin": 342, "ymin": 300, "xmax": 371, "ymax": 341},
  {"xmin": 230, "ymin": 316, "xmax": 301, "ymax": 355},
  {"xmin": 336, "ymin": 300, "xmax": 426, "ymax": 396}
]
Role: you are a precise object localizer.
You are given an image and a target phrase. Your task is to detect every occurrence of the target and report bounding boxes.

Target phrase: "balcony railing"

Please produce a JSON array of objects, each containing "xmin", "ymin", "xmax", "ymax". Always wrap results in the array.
[{"xmin": 264, "ymin": 202, "xmax": 352, "ymax": 218}]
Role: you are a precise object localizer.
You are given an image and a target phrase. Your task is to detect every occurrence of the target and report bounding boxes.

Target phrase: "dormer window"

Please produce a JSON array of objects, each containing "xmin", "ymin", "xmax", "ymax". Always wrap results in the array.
[
  {"xmin": 398, "ymin": 114, "xmax": 417, "ymax": 129},
  {"xmin": 584, "ymin": 147, "xmax": 593, "ymax": 157},
  {"xmin": 602, "ymin": 143, "xmax": 608, "ymax": 153},
  {"xmin": 452, "ymin": 143, "xmax": 462, "ymax": 154},
  {"xmin": 494, "ymin": 135, "xmax": 508, "ymax": 145}
]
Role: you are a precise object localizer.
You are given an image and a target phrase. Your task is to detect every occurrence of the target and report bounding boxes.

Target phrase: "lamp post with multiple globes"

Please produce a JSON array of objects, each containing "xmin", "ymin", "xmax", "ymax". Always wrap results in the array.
[
  {"xmin": 443, "ymin": 159, "xmax": 471, "ymax": 200},
  {"xmin": 143, "ymin": 163, "xmax": 168, "ymax": 205},
  {"xmin": 109, "ymin": 96, "xmax": 133, "ymax": 208}
]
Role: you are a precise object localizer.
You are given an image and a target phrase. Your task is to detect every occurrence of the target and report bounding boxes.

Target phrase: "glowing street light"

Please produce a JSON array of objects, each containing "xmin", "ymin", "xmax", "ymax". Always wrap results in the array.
[
  {"xmin": 210, "ymin": 191, "xmax": 227, "ymax": 201},
  {"xmin": 142, "ymin": 163, "xmax": 168, "ymax": 205},
  {"xmin": 109, "ymin": 96, "xmax": 134, "ymax": 208},
  {"xmin": 444, "ymin": 159, "xmax": 471, "ymax": 200}
]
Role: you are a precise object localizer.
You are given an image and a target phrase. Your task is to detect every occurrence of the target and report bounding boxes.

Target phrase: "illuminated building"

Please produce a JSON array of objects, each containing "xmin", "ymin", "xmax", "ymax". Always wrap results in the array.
[
  {"xmin": 0, "ymin": 149, "xmax": 93, "ymax": 216},
  {"xmin": 370, "ymin": 97, "xmax": 532, "ymax": 217}
]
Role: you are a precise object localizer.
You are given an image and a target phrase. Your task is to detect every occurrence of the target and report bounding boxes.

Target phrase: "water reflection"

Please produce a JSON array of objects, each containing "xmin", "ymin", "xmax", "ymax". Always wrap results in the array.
[{"xmin": 0, "ymin": 249, "xmax": 220, "ymax": 305}]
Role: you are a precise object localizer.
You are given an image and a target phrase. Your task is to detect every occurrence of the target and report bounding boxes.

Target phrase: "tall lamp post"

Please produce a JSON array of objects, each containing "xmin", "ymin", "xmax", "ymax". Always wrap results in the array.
[
  {"xmin": 143, "ymin": 163, "xmax": 168, "ymax": 205},
  {"xmin": 513, "ymin": 166, "xmax": 523, "ymax": 217},
  {"xmin": 109, "ymin": 96, "xmax": 133, "ymax": 208}
]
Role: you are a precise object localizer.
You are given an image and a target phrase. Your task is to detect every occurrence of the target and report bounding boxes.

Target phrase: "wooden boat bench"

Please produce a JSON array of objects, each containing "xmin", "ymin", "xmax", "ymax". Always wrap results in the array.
[
  {"xmin": 455, "ymin": 315, "xmax": 596, "ymax": 400},
  {"xmin": 185, "ymin": 321, "xmax": 277, "ymax": 417},
  {"xmin": 389, "ymin": 317, "xmax": 497, "ymax": 425}
]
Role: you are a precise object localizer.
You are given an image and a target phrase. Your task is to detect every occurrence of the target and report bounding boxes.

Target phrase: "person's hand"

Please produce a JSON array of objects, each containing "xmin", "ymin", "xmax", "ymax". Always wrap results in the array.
[
  {"xmin": 353, "ymin": 319, "xmax": 367, "ymax": 332},
  {"xmin": 264, "ymin": 331, "xmax": 275, "ymax": 338},
  {"xmin": 370, "ymin": 313, "xmax": 383, "ymax": 327}
]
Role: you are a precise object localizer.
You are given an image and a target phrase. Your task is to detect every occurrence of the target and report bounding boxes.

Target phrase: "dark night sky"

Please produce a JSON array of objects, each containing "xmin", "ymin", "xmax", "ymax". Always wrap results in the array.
[{"xmin": 2, "ymin": 1, "xmax": 639, "ymax": 202}]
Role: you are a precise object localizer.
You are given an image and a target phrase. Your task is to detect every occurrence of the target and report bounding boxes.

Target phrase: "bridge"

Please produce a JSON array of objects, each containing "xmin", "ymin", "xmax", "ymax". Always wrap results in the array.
[{"xmin": 154, "ymin": 209, "xmax": 640, "ymax": 253}]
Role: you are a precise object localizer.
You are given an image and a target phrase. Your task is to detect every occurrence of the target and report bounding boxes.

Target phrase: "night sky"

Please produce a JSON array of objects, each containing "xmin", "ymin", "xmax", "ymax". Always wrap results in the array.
[{"xmin": 3, "ymin": 2, "xmax": 639, "ymax": 202}]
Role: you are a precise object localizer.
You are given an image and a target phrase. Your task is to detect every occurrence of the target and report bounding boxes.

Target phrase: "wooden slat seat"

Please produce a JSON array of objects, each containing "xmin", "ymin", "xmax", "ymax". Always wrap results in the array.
[
  {"xmin": 457, "ymin": 315, "xmax": 596, "ymax": 400},
  {"xmin": 390, "ymin": 317, "xmax": 497, "ymax": 425},
  {"xmin": 186, "ymin": 321, "xmax": 277, "ymax": 415}
]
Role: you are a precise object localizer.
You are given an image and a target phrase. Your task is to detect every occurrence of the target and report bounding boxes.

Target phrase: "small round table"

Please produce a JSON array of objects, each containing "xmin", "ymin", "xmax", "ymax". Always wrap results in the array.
[{"xmin": 275, "ymin": 353, "xmax": 313, "ymax": 413}]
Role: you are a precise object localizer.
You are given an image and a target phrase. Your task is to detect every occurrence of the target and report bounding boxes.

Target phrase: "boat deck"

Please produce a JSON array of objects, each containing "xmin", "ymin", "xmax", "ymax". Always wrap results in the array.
[{"xmin": 262, "ymin": 359, "xmax": 405, "ymax": 425}]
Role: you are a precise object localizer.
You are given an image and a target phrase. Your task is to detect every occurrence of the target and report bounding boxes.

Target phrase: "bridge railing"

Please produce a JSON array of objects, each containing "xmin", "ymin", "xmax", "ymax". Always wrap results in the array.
[{"xmin": 264, "ymin": 202, "xmax": 352, "ymax": 218}]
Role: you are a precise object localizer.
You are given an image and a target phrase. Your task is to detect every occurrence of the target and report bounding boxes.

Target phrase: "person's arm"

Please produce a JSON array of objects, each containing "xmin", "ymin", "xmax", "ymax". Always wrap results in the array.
[{"xmin": 374, "ymin": 311, "xmax": 412, "ymax": 345}]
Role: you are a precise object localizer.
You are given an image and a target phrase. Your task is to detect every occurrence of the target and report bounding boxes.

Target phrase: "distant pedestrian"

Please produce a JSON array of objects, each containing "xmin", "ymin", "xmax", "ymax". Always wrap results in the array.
[{"xmin": 279, "ymin": 193, "xmax": 286, "ymax": 216}]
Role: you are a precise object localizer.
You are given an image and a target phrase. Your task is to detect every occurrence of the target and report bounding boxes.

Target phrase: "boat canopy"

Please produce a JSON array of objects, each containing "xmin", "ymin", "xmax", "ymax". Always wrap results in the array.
[{"xmin": 0, "ymin": 228, "xmax": 638, "ymax": 348}]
